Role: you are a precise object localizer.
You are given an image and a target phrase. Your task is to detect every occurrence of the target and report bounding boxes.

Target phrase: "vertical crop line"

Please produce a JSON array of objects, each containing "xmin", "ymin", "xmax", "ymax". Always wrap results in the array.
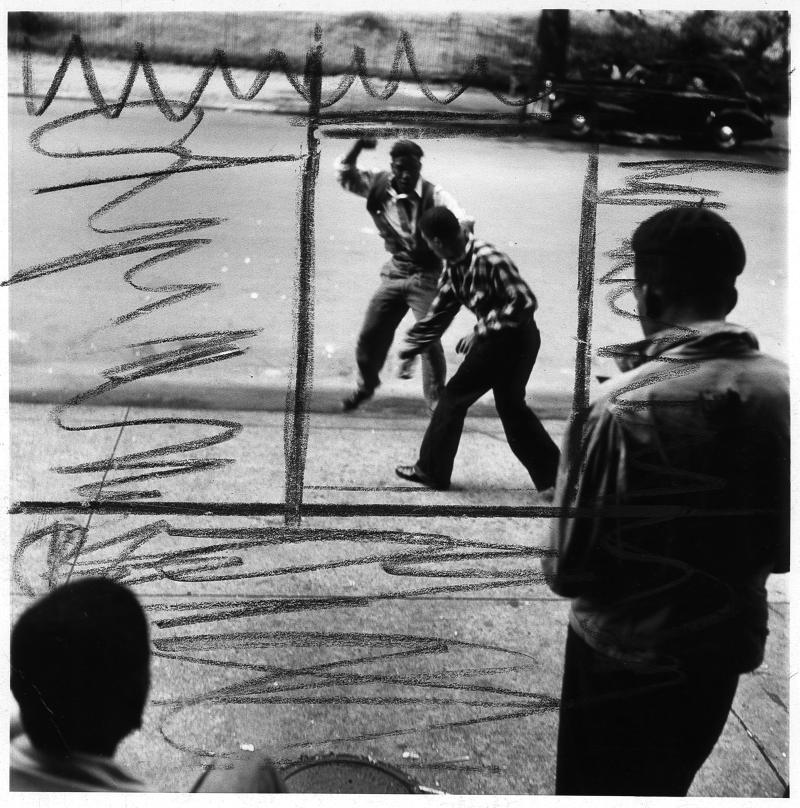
[{"xmin": 284, "ymin": 26, "xmax": 323, "ymax": 526}]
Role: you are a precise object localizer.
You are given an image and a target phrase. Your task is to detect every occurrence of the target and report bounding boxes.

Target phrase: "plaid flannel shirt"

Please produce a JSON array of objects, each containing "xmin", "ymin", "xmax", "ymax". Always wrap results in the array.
[{"xmin": 404, "ymin": 237, "xmax": 538, "ymax": 351}]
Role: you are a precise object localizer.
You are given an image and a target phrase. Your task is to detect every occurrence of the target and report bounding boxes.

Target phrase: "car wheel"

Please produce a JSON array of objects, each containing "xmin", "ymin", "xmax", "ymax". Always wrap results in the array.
[
  {"xmin": 567, "ymin": 109, "xmax": 594, "ymax": 139},
  {"xmin": 709, "ymin": 121, "xmax": 740, "ymax": 151}
]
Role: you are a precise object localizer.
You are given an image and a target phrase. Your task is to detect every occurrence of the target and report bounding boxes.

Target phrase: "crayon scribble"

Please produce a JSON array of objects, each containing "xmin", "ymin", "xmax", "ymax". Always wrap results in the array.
[
  {"xmin": 13, "ymin": 517, "xmax": 558, "ymax": 764},
  {"xmin": 4, "ymin": 97, "xmax": 301, "ymax": 500}
]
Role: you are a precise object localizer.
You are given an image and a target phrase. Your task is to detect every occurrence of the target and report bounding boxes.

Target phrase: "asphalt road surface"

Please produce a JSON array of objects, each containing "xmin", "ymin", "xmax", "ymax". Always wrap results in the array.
[{"xmin": 8, "ymin": 100, "xmax": 788, "ymax": 407}]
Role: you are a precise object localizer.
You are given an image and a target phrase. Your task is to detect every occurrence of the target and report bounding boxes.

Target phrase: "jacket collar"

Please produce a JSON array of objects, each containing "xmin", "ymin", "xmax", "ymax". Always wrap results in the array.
[
  {"xmin": 614, "ymin": 320, "xmax": 759, "ymax": 372},
  {"xmin": 390, "ymin": 177, "xmax": 424, "ymax": 199},
  {"xmin": 449, "ymin": 234, "xmax": 476, "ymax": 268}
]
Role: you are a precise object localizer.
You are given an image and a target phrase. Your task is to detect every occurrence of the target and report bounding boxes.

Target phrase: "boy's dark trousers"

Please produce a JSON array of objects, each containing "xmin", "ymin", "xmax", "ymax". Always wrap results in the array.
[
  {"xmin": 555, "ymin": 625, "xmax": 740, "ymax": 796},
  {"xmin": 415, "ymin": 317, "xmax": 559, "ymax": 490},
  {"xmin": 356, "ymin": 265, "xmax": 446, "ymax": 408}
]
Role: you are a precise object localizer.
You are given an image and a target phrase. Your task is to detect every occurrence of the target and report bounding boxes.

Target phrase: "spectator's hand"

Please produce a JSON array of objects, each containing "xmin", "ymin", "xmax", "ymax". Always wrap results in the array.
[
  {"xmin": 358, "ymin": 137, "xmax": 378, "ymax": 149},
  {"xmin": 456, "ymin": 333, "xmax": 476, "ymax": 355}
]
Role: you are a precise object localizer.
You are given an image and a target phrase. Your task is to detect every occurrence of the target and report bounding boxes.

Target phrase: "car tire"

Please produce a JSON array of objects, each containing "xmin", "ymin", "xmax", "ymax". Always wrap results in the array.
[
  {"xmin": 567, "ymin": 109, "xmax": 594, "ymax": 139},
  {"xmin": 709, "ymin": 121, "xmax": 740, "ymax": 151}
]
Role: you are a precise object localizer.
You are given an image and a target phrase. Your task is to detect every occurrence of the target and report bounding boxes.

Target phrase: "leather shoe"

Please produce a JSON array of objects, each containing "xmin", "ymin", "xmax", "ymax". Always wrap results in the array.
[
  {"xmin": 395, "ymin": 464, "xmax": 448, "ymax": 490},
  {"xmin": 537, "ymin": 486, "xmax": 556, "ymax": 503},
  {"xmin": 342, "ymin": 388, "xmax": 373, "ymax": 412}
]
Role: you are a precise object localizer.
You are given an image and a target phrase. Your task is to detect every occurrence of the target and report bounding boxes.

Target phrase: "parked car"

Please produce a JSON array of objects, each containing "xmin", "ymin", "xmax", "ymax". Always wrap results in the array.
[{"xmin": 543, "ymin": 60, "xmax": 772, "ymax": 150}]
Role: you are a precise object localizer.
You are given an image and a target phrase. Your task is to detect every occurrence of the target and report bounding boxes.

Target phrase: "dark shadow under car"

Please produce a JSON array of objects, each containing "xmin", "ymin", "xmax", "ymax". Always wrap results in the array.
[{"xmin": 543, "ymin": 60, "xmax": 773, "ymax": 151}]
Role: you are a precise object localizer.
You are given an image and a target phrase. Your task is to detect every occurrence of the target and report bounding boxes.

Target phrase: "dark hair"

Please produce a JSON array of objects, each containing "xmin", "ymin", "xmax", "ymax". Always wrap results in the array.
[
  {"xmin": 419, "ymin": 206, "xmax": 461, "ymax": 241},
  {"xmin": 631, "ymin": 207, "xmax": 745, "ymax": 303},
  {"xmin": 11, "ymin": 578, "xmax": 151, "ymax": 757},
  {"xmin": 389, "ymin": 139, "xmax": 424, "ymax": 161}
]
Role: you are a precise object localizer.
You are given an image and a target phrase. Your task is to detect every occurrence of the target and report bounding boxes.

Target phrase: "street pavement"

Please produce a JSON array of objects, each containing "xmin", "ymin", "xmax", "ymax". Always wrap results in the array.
[
  {"xmin": 8, "ymin": 402, "xmax": 790, "ymax": 796},
  {"xmin": 7, "ymin": 50, "xmax": 790, "ymax": 421}
]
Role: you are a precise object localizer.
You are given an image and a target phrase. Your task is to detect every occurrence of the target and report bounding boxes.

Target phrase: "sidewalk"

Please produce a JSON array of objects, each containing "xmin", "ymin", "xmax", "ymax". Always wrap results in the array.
[
  {"xmin": 8, "ymin": 402, "xmax": 790, "ymax": 795},
  {"xmin": 9, "ymin": 362, "xmax": 573, "ymax": 420}
]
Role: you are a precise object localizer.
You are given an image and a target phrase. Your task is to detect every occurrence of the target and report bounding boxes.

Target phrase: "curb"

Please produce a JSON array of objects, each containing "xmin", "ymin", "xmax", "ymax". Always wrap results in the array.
[
  {"xmin": 9, "ymin": 373, "xmax": 575, "ymax": 419},
  {"xmin": 10, "ymin": 90, "xmax": 551, "ymax": 135},
  {"xmin": 11, "ymin": 91, "xmax": 789, "ymax": 153}
]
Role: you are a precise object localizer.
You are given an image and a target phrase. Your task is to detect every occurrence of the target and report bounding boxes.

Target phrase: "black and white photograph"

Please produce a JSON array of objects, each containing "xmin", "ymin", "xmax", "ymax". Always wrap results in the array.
[{"xmin": 4, "ymin": 0, "xmax": 793, "ymax": 800}]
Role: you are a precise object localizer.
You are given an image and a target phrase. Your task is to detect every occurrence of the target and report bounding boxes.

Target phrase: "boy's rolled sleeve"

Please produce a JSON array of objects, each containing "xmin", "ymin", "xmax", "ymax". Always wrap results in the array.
[{"xmin": 334, "ymin": 156, "xmax": 374, "ymax": 198}]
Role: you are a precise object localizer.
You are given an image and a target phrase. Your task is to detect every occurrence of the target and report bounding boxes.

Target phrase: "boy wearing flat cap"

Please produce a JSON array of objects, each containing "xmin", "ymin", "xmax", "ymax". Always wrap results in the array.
[
  {"xmin": 335, "ymin": 138, "xmax": 474, "ymax": 412},
  {"xmin": 543, "ymin": 206, "xmax": 789, "ymax": 796}
]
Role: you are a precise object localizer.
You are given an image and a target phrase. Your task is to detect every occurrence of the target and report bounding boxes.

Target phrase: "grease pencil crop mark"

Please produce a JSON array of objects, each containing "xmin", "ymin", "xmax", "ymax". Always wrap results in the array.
[
  {"xmin": 22, "ymin": 32, "xmax": 549, "ymax": 122},
  {"xmin": 5, "ymin": 94, "xmax": 288, "ymax": 501},
  {"xmin": 64, "ymin": 405, "xmax": 131, "ymax": 583},
  {"xmin": 150, "ymin": 632, "xmax": 557, "ymax": 768},
  {"xmin": 11, "ymin": 500, "xmax": 774, "ymax": 519},
  {"xmin": 562, "ymin": 145, "xmax": 599, "ymax": 503},
  {"xmin": 284, "ymin": 26, "xmax": 322, "ymax": 527},
  {"xmin": 147, "ymin": 627, "xmax": 554, "ymax": 757},
  {"xmin": 13, "ymin": 519, "xmax": 558, "ymax": 597},
  {"xmin": 598, "ymin": 158, "xmax": 783, "ymax": 208},
  {"xmin": 13, "ymin": 516, "xmax": 559, "ymax": 757},
  {"xmin": 35, "ymin": 153, "xmax": 296, "ymax": 195}
]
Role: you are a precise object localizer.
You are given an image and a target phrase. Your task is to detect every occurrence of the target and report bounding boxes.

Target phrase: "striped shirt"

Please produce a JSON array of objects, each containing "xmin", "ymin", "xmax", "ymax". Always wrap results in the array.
[
  {"xmin": 11, "ymin": 736, "xmax": 149, "ymax": 792},
  {"xmin": 405, "ymin": 236, "xmax": 538, "ymax": 349}
]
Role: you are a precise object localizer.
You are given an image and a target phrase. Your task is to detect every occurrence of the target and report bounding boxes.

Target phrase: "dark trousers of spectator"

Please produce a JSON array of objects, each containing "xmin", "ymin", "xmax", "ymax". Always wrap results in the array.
[
  {"xmin": 415, "ymin": 318, "xmax": 559, "ymax": 490},
  {"xmin": 356, "ymin": 265, "xmax": 445, "ymax": 409},
  {"xmin": 555, "ymin": 625, "xmax": 740, "ymax": 796}
]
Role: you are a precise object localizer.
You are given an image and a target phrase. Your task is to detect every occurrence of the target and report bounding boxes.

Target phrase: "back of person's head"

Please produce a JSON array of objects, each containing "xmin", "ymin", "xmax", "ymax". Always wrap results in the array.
[
  {"xmin": 420, "ymin": 206, "xmax": 462, "ymax": 242},
  {"xmin": 631, "ymin": 206, "xmax": 745, "ymax": 312},
  {"xmin": 389, "ymin": 139, "xmax": 423, "ymax": 162},
  {"xmin": 11, "ymin": 577, "xmax": 151, "ymax": 757}
]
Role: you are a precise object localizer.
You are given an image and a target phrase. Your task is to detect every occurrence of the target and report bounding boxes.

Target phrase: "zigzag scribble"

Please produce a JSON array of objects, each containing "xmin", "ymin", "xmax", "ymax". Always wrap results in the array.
[{"xmin": 23, "ymin": 32, "xmax": 548, "ymax": 121}]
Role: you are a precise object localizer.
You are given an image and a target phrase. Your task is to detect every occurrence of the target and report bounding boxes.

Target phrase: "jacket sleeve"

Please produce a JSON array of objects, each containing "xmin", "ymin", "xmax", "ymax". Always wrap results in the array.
[
  {"xmin": 334, "ymin": 156, "xmax": 374, "ymax": 198},
  {"xmin": 541, "ymin": 405, "xmax": 624, "ymax": 598},
  {"xmin": 771, "ymin": 432, "xmax": 790, "ymax": 574}
]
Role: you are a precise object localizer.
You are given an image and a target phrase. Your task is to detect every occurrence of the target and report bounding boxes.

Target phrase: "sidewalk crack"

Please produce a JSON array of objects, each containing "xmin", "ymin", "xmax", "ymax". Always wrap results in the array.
[{"xmin": 730, "ymin": 706, "xmax": 787, "ymax": 792}]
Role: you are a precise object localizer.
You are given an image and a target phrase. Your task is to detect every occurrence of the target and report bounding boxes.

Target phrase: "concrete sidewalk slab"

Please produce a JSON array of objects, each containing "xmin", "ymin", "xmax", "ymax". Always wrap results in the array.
[
  {"xmin": 10, "ymin": 404, "xmax": 566, "ymax": 504},
  {"xmin": 10, "ymin": 510, "xmax": 788, "ymax": 795},
  {"xmin": 7, "ymin": 400, "xmax": 789, "ymax": 795}
]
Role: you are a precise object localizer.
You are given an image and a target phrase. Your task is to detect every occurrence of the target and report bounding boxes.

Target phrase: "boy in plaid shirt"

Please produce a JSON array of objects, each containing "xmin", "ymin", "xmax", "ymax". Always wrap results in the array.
[{"xmin": 395, "ymin": 206, "xmax": 559, "ymax": 492}]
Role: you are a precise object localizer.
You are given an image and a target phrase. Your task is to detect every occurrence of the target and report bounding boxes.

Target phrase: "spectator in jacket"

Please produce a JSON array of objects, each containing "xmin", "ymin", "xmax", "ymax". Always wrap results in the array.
[{"xmin": 543, "ymin": 206, "xmax": 789, "ymax": 796}]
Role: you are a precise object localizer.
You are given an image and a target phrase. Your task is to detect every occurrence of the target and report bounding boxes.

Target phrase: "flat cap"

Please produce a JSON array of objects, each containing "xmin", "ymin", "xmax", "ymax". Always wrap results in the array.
[{"xmin": 631, "ymin": 206, "xmax": 746, "ymax": 277}]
